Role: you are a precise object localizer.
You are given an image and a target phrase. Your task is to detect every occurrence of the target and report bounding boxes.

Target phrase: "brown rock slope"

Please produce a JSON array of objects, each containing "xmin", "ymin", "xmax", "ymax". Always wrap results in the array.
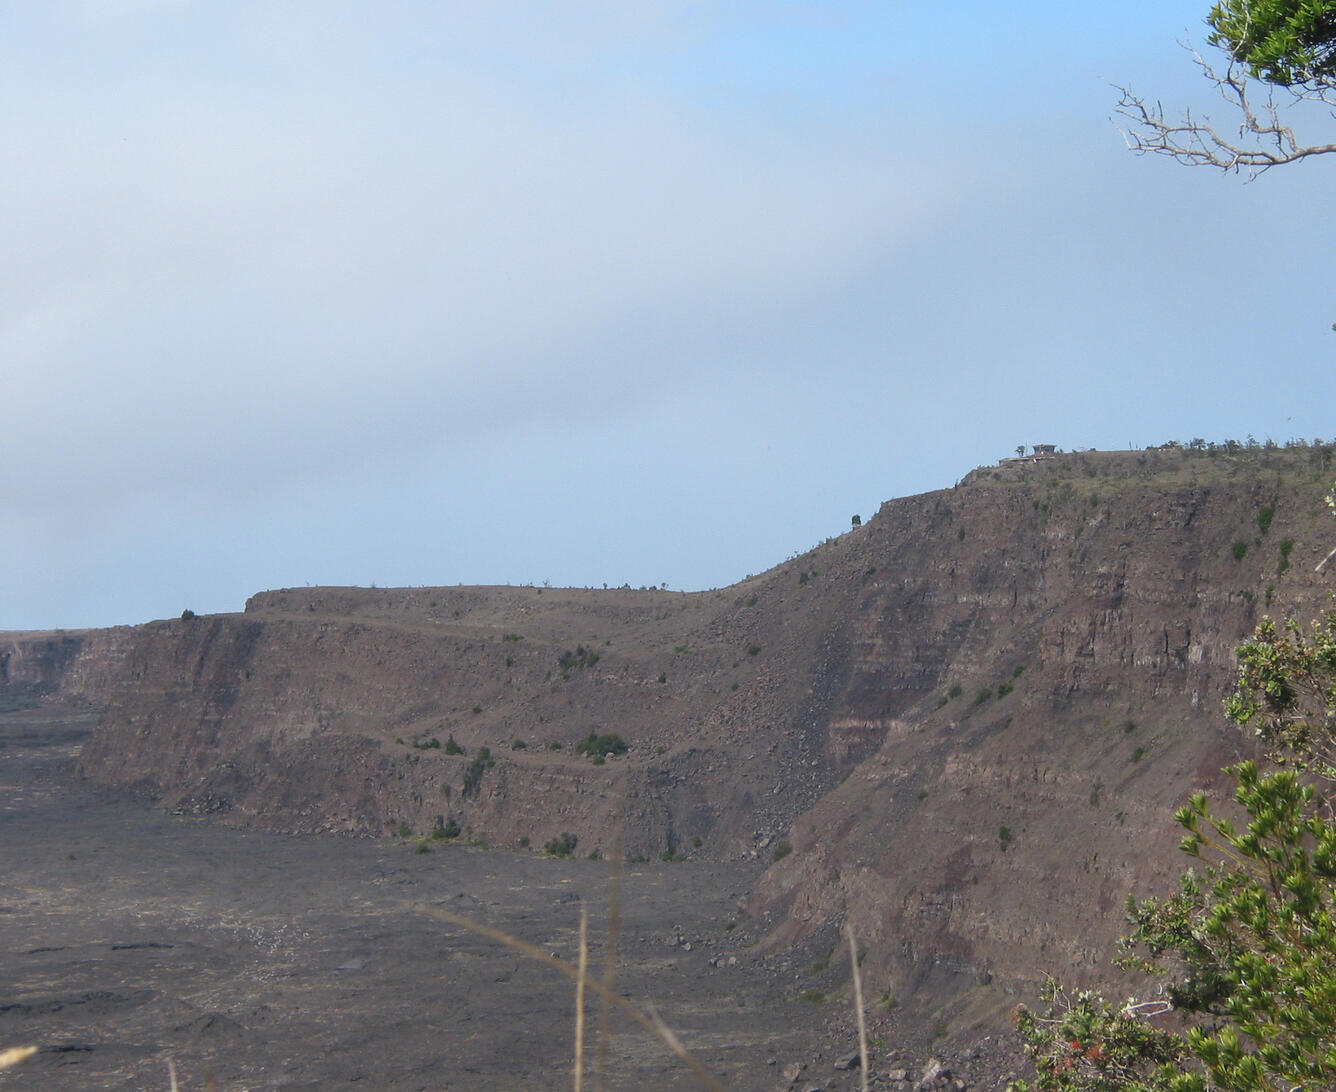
[{"xmin": 59, "ymin": 444, "xmax": 1336, "ymax": 1022}]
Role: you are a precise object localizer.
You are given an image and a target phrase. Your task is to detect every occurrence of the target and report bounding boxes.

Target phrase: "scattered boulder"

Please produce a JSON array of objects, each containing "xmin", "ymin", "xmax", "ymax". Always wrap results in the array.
[{"xmin": 833, "ymin": 1048, "xmax": 861, "ymax": 1071}]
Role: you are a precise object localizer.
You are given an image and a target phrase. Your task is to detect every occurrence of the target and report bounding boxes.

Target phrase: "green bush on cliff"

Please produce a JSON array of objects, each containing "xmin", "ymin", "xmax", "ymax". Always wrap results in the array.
[
  {"xmin": 461, "ymin": 747, "xmax": 495, "ymax": 799},
  {"xmin": 544, "ymin": 832, "xmax": 578, "ymax": 857},
  {"xmin": 558, "ymin": 645, "xmax": 600, "ymax": 677},
  {"xmin": 430, "ymin": 815, "xmax": 460, "ymax": 840},
  {"xmin": 575, "ymin": 731, "xmax": 628, "ymax": 761}
]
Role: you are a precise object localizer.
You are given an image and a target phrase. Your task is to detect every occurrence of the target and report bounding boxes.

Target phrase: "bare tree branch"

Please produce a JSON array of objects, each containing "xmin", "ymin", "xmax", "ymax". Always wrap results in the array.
[{"xmin": 1112, "ymin": 44, "xmax": 1336, "ymax": 178}]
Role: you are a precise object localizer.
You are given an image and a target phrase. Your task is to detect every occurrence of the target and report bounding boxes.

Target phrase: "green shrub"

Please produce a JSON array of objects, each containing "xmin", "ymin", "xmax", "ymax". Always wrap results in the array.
[
  {"xmin": 558, "ymin": 645, "xmax": 600, "ymax": 676},
  {"xmin": 1278, "ymin": 535, "xmax": 1295, "ymax": 574},
  {"xmin": 180, "ymin": 609, "xmax": 197, "ymax": 621},
  {"xmin": 1257, "ymin": 503, "xmax": 1275, "ymax": 533},
  {"xmin": 502, "ymin": 633, "xmax": 524, "ymax": 642},
  {"xmin": 544, "ymin": 832, "xmax": 578, "ymax": 857},
  {"xmin": 1231, "ymin": 539, "xmax": 1248, "ymax": 560},
  {"xmin": 511, "ymin": 739, "xmax": 526, "ymax": 750},
  {"xmin": 443, "ymin": 735, "xmax": 464, "ymax": 755},
  {"xmin": 772, "ymin": 838, "xmax": 792, "ymax": 862},
  {"xmin": 462, "ymin": 747, "xmax": 495, "ymax": 799},
  {"xmin": 575, "ymin": 731, "xmax": 628, "ymax": 761},
  {"xmin": 973, "ymin": 687, "xmax": 994, "ymax": 706},
  {"xmin": 746, "ymin": 644, "xmax": 762, "ymax": 656},
  {"xmin": 430, "ymin": 815, "xmax": 460, "ymax": 840},
  {"xmin": 997, "ymin": 681, "xmax": 1014, "ymax": 698},
  {"xmin": 947, "ymin": 683, "xmax": 963, "ymax": 699},
  {"xmin": 998, "ymin": 825, "xmax": 1013, "ymax": 852}
]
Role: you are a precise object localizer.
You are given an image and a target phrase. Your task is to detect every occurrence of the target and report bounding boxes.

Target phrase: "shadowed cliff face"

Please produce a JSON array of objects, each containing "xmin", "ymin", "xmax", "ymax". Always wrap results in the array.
[
  {"xmin": 0, "ymin": 627, "xmax": 132, "ymax": 711},
  {"xmin": 30, "ymin": 445, "xmax": 1336, "ymax": 1023}
]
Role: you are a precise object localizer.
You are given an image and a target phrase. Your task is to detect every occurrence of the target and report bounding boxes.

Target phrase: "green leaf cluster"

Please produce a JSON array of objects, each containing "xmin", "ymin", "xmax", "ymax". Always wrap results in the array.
[{"xmin": 1208, "ymin": 0, "xmax": 1336, "ymax": 85}]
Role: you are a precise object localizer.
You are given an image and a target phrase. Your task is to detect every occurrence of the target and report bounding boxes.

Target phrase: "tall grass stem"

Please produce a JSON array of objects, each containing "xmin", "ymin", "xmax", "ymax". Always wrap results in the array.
[{"xmin": 846, "ymin": 924, "xmax": 869, "ymax": 1092}]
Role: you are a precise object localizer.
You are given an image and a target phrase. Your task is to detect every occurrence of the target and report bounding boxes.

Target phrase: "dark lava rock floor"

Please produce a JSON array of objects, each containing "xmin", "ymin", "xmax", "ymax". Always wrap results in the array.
[{"xmin": 0, "ymin": 710, "xmax": 832, "ymax": 1091}]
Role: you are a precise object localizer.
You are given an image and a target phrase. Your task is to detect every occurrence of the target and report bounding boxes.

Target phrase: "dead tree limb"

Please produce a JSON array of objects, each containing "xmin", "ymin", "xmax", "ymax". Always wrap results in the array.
[{"xmin": 1112, "ymin": 45, "xmax": 1336, "ymax": 178}]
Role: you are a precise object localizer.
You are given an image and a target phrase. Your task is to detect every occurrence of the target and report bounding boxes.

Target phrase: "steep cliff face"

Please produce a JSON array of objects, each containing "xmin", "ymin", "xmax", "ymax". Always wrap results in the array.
[
  {"xmin": 749, "ymin": 450, "xmax": 1333, "ymax": 1021},
  {"xmin": 0, "ymin": 627, "xmax": 133, "ymax": 711},
  {"xmin": 75, "ymin": 586, "xmax": 856, "ymax": 856},
  {"xmin": 68, "ymin": 445, "xmax": 1336, "ymax": 1019}
]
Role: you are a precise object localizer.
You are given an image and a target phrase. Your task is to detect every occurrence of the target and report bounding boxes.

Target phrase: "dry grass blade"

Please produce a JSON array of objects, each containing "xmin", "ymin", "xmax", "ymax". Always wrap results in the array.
[
  {"xmin": 168, "ymin": 1057, "xmax": 179, "ymax": 1092},
  {"xmin": 645, "ymin": 1003, "xmax": 688, "ymax": 1064},
  {"xmin": 411, "ymin": 902, "xmax": 727, "ymax": 1092},
  {"xmin": 575, "ymin": 905, "xmax": 588, "ymax": 1092},
  {"xmin": 594, "ymin": 821, "xmax": 624, "ymax": 1092},
  {"xmin": 0, "ymin": 1046, "xmax": 37, "ymax": 1071},
  {"xmin": 846, "ymin": 924, "xmax": 869, "ymax": 1092}
]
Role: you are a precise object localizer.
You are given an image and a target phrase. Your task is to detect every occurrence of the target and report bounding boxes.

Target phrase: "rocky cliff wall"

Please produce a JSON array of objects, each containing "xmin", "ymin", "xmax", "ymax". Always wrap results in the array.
[
  {"xmin": 748, "ymin": 453, "xmax": 1335, "ymax": 1023},
  {"xmin": 69, "ymin": 445, "xmax": 1336, "ymax": 1021},
  {"xmin": 0, "ymin": 627, "xmax": 133, "ymax": 711}
]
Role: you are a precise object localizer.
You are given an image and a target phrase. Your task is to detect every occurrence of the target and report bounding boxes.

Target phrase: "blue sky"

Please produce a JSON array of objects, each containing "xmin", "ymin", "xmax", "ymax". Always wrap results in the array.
[{"xmin": 3, "ymin": 1, "xmax": 1333, "ymax": 630}]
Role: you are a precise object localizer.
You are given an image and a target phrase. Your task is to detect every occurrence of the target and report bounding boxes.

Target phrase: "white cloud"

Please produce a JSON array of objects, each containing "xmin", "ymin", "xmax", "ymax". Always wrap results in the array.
[{"xmin": 2, "ymin": 9, "xmax": 972, "ymax": 518}]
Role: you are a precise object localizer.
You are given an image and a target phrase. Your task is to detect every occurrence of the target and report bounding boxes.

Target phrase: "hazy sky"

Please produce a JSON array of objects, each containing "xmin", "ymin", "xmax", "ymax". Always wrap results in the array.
[{"xmin": 4, "ymin": 2, "xmax": 1333, "ymax": 630}]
